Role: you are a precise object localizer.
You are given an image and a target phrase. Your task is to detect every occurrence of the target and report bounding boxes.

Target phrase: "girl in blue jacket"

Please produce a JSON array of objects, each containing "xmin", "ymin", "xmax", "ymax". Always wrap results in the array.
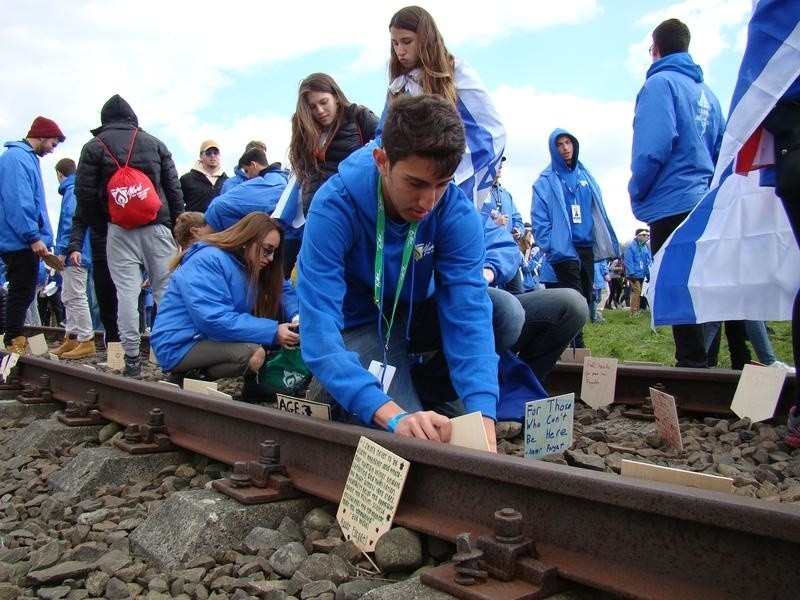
[{"xmin": 151, "ymin": 213, "xmax": 299, "ymax": 381}]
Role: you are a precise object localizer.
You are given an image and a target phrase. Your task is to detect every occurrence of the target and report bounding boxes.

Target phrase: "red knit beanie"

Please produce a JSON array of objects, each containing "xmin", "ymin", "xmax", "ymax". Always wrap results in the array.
[{"xmin": 27, "ymin": 116, "xmax": 66, "ymax": 142}]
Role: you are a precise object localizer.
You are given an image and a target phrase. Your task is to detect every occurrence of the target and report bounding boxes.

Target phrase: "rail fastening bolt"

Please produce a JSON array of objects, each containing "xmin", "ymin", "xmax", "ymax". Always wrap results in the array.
[{"xmin": 494, "ymin": 507, "xmax": 524, "ymax": 543}]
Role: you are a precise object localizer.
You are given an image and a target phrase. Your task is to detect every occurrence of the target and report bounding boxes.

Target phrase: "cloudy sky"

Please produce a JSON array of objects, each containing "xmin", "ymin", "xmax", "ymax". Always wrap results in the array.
[{"xmin": 1, "ymin": 0, "xmax": 753, "ymax": 240}]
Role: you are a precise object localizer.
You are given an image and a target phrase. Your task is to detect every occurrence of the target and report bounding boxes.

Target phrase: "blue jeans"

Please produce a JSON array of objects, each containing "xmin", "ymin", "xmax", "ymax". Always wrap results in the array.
[{"xmin": 744, "ymin": 320, "xmax": 777, "ymax": 364}]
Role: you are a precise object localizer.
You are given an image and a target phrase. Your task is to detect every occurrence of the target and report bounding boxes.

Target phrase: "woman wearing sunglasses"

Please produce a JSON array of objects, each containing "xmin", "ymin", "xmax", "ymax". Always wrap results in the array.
[{"xmin": 151, "ymin": 212, "xmax": 298, "ymax": 385}]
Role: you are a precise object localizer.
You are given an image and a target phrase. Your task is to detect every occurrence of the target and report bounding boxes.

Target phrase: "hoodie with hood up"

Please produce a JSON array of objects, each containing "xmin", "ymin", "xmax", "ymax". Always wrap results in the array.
[
  {"xmin": 532, "ymin": 129, "xmax": 619, "ymax": 266},
  {"xmin": 74, "ymin": 94, "xmax": 184, "ymax": 233},
  {"xmin": 628, "ymin": 52, "xmax": 725, "ymax": 224},
  {"xmin": 296, "ymin": 143, "xmax": 498, "ymax": 426}
]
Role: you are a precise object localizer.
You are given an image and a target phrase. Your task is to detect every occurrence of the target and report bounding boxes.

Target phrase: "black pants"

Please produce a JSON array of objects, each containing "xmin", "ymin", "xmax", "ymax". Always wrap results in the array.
[
  {"xmin": 777, "ymin": 191, "xmax": 800, "ymax": 406},
  {"xmin": 650, "ymin": 213, "xmax": 709, "ymax": 368},
  {"xmin": 1, "ymin": 249, "xmax": 38, "ymax": 346},
  {"xmin": 707, "ymin": 320, "xmax": 752, "ymax": 370},
  {"xmin": 92, "ymin": 258, "xmax": 120, "ymax": 343},
  {"xmin": 552, "ymin": 246, "xmax": 594, "ymax": 347}
]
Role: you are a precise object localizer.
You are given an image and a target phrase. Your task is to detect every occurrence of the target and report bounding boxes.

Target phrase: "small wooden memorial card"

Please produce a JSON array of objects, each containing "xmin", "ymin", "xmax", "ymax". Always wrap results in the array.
[
  {"xmin": 650, "ymin": 386, "xmax": 683, "ymax": 451},
  {"xmin": 580, "ymin": 356, "xmax": 618, "ymax": 409},
  {"xmin": 449, "ymin": 412, "xmax": 490, "ymax": 451},
  {"xmin": 206, "ymin": 388, "xmax": 233, "ymax": 401},
  {"xmin": 183, "ymin": 378, "xmax": 219, "ymax": 394},
  {"xmin": 276, "ymin": 393, "xmax": 331, "ymax": 420},
  {"xmin": 27, "ymin": 334, "xmax": 49, "ymax": 356},
  {"xmin": 148, "ymin": 346, "xmax": 158, "ymax": 365},
  {"xmin": 560, "ymin": 347, "xmax": 591, "ymax": 364},
  {"xmin": 731, "ymin": 364, "xmax": 786, "ymax": 423},
  {"xmin": 524, "ymin": 393, "xmax": 575, "ymax": 460},
  {"xmin": 621, "ymin": 460, "xmax": 733, "ymax": 494},
  {"xmin": 106, "ymin": 342, "xmax": 125, "ymax": 371},
  {"xmin": 337, "ymin": 437, "xmax": 410, "ymax": 552}
]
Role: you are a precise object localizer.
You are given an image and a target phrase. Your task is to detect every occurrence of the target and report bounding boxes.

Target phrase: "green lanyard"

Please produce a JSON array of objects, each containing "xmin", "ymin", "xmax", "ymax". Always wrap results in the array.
[{"xmin": 374, "ymin": 176, "xmax": 419, "ymax": 354}]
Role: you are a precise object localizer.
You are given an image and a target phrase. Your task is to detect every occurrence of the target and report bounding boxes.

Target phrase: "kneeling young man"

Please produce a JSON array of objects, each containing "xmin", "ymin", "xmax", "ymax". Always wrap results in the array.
[{"xmin": 297, "ymin": 95, "xmax": 498, "ymax": 449}]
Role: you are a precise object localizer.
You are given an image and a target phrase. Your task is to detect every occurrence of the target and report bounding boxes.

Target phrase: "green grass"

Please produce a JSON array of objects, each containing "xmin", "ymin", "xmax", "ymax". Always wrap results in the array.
[{"xmin": 583, "ymin": 308, "xmax": 794, "ymax": 368}]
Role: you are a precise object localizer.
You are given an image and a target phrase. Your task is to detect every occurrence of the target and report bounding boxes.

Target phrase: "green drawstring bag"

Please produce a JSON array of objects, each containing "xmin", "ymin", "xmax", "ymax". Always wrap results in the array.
[{"xmin": 252, "ymin": 347, "xmax": 312, "ymax": 399}]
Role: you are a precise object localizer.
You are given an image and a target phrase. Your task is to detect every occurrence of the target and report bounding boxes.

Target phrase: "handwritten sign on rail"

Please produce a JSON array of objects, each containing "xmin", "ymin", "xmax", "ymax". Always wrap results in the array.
[
  {"xmin": 337, "ymin": 437, "xmax": 409, "ymax": 552},
  {"xmin": 580, "ymin": 357, "xmax": 617, "ymax": 409},
  {"xmin": 650, "ymin": 386, "xmax": 683, "ymax": 451},
  {"xmin": 524, "ymin": 393, "xmax": 575, "ymax": 460}
]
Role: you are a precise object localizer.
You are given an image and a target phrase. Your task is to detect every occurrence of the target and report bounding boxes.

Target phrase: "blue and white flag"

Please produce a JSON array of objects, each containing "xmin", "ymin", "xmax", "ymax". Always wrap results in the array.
[
  {"xmin": 648, "ymin": 0, "xmax": 800, "ymax": 326},
  {"xmin": 271, "ymin": 174, "xmax": 305, "ymax": 229}
]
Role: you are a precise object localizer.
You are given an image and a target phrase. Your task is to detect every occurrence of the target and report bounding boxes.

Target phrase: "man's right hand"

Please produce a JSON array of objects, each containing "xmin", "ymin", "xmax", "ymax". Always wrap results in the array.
[
  {"xmin": 30, "ymin": 240, "xmax": 48, "ymax": 257},
  {"xmin": 393, "ymin": 411, "xmax": 452, "ymax": 443},
  {"xmin": 69, "ymin": 252, "xmax": 82, "ymax": 267}
]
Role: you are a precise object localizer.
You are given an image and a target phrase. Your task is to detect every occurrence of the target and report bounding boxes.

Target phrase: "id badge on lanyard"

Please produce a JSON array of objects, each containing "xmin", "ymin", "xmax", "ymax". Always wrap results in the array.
[{"xmin": 571, "ymin": 202, "xmax": 582, "ymax": 224}]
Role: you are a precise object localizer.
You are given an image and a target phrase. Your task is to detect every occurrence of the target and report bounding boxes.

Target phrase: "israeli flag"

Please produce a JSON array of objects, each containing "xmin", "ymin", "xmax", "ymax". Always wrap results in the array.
[
  {"xmin": 648, "ymin": 0, "xmax": 800, "ymax": 326},
  {"xmin": 271, "ymin": 174, "xmax": 305, "ymax": 229}
]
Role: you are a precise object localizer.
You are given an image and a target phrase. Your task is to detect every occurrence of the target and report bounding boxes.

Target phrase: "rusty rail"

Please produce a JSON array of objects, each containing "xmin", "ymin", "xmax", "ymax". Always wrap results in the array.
[{"xmin": 5, "ymin": 355, "xmax": 799, "ymax": 599}]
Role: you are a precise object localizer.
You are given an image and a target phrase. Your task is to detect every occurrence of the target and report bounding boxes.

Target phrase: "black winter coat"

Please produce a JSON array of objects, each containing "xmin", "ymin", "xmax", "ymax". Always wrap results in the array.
[
  {"xmin": 301, "ymin": 103, "xmax": 378, "ymax": 214},
  {"xmin": 74, "ymin": 94, "xmax": 184, "ymax": 233},
  {"xmin": 180, "ymin": 169, "xmax": 227, "ymax": 213}
]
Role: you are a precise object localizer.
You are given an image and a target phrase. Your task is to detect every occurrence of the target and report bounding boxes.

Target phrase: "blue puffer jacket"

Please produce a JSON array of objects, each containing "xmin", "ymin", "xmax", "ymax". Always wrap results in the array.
[
  {"xmin": 55, "ymin": 174, "xmax": 92, "ymax": 267},
  {"xmin": 0, "ymin": 141, "xmax": 53, "ymax": 253},
  {"xmin": 150, "ymin": 242, "xmax": 298, "ymax": 371},
  {"xmin": 532, "ymin": 129, "xmax": 619, "ymax": 266},
  {"xmin": 629, "ymin": 53, "xmax": 725, "ymax": 224},
  {"xmin": 204, "ymin": 165, "xmax": 288, "ymax": 232},
  {"xmin": 593, "ymin": 260, "xmax": 609, "ymax": 290},
  {"xmin": 481, "ymin": 213, "xmax": 522, "ymax": 288},
  {"xmin": 624, "ymin": 240, "xmax": 652, "ymax": 279}
]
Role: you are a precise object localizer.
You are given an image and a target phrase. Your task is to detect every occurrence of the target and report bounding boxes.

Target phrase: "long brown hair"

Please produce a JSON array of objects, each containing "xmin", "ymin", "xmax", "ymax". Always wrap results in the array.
[
  {"xmin": 388, "ymin": 6, "xmax": 457, "ymax": 107},
  {"xmin": 289, "ymin": 73, "xmax": 351, "ymax": 182},
  {"xmin": 174, "ymin": 213, "xmax": 285, "ymax": 319}
]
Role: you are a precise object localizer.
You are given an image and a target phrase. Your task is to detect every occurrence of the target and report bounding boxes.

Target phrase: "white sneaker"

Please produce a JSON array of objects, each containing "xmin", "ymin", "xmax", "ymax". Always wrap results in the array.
[{"xmin": 768, "ymin": 361, "xmax": 796, "ymax": 375}]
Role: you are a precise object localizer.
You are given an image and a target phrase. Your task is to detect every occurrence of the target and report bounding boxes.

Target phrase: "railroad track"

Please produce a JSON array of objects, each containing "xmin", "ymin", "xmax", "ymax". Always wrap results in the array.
[
  {"xmin": 3, "ymin": 353, "xmax": 798, "ymax": 600},
  {"xmin": 24, "ymin": 325, "xmax": 797, "ymax": 420}
]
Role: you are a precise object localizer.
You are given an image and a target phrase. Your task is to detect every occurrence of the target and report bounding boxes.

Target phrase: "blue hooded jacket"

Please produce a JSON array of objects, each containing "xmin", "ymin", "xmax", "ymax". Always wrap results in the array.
[
  {"xmin": 150, "ymin": 242, "xmax": 298, "ymax": 371},
  {"xmin": 532, "ymin": 129, "xmax": 619, "ymax": 266},
  {"xmin": 204, "ymin": 165, "xmax": 288, "ymax": 232},
  {"xmin": 624, "ymin": 239, "xmax": 652, "ymax": 279},
  {"xmin": 481, "ymin": 184, "xmax": 524, "ymax": 237},
  {"xmin": 628, "ymin": 52, "xmax": 725, "ymax": 224},
  {"xmin": 0, "ymin": 141, "xmax": 53, "ymax": 253},
  {"xmin": 297, "ymin": 144, "xmax": 498, "ymax": 426},
  {"xmin": 481, "ymin": 212, "xmax": 522, "ymax": 288},
  {"xmin": 220, "ymin": 166, "xmax": 246, "ymax": 194},
  {"xmin": 55, "ymin": 174, "xmax": 92, "ymax": 267}
]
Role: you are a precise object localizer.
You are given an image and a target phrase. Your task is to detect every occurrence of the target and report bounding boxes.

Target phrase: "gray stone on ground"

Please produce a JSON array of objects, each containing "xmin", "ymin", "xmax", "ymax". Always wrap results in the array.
[
  {"xmin": 269, "ymin": 542, "xmax": 308, "ymax": 578},
  {"xmin": 296, "ymin": 553, "xmax": 349, "ymax": 584},
  {"xmin": 301, "ymin": 579, "xmax": 336, "ymax": 599},
  {"xmin": 5, "ymin": 418, "xmax": 101, "ymax": 455},
  {"xmin": 335, "ymin": 579, "xmax": 390, "ymax": 600},
  {"xmin": 244, "ymin": 526, "xmax": 291, "ymax": 554},
  {"xmin": 374, "ymin": 527, "xmax": 423, "ymax": 573},
  {"xmin": 104, "ymin": 576, "xmax": 131, "ymax": 599},
  {"xmin": 360, "ymin": 577, "xmax": 455, "ymax": 599},
  {"xmin": 35, "ymin": 585, "xmax": 71, "ymax": 600},
  {"xmin": 48, "ymin": 446, "xmax": 188, "ymax": 496},
  {"xmin": 564, "ymin": 449, "xmax": 606, "ymax": 471},
  {"xmin": 0, "ymin": 399, "xmax": 59, "ymax": 423},
  {"xmin": 302, "ymin": 508, "xmax": 336, "ymax": 536},
  {"xmin": 129, "ymin": 489, "xmax": 314, "ymax": 572},
  {"xmin": 278, "ymin": 516, "xmax": 305, "ymax": 542},
  {"xmin": 28, "ymin": 540, "xmax": 61, "ymax": 571},
  {"xmin": 25, "ymin": 561, "xmax": 95, "ymax": 585}
]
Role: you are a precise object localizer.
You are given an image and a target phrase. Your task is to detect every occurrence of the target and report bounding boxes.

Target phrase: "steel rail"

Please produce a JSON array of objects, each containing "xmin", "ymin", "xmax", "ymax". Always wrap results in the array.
[
  {"xmin": 24, "ymin": 325, "xmax": 796, "ymax": 420},
  {"xmin": 9, "ymin": 355, "xmax": 800, "ymax": 600}
]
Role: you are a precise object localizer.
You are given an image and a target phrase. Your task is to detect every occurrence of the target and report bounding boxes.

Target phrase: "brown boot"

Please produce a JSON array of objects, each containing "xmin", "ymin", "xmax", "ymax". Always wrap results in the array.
[
  {"xmin": 52, "ymin": 337, "xmax": 79, "ymax": 357},
  {"xmin": 4, "ymin": 336, "xmax": 28, "ymax": 354},
  {"xmin": 61, "ymin": 340, "xmax": 97, "ymax": 359}
]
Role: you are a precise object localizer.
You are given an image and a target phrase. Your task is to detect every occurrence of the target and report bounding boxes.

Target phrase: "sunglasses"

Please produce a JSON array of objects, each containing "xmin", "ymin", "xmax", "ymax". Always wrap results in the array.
[{"xmin": 203, "ymin": 148, "xmax": 220, "ymax": 157}]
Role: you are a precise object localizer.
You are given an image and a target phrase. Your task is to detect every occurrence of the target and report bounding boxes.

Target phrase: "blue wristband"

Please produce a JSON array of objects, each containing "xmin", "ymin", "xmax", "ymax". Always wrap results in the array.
[{"xmin": 386, "ymin": 412, "xmax": 409, "ymax": 433}]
